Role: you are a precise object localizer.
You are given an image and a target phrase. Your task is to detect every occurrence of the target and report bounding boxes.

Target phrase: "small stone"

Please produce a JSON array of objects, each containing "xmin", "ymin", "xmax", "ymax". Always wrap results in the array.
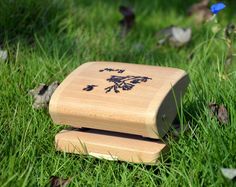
[
  {"xmin": 156, "ymin": 26, "xmax": 192, "ymax": 47},
  {"xmin": 0, "ymin": 49, "xmax": 8, "ymax": 61},
  {"xmin": 221, "ymin": 168, "xmax": 236, "ymax": 180}
]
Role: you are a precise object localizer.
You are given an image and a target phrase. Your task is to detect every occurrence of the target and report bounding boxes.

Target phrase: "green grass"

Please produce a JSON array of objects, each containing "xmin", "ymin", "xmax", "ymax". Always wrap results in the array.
[{"xmin": 0, "ymin": 0, "xmax": 236, "ymax": 186}]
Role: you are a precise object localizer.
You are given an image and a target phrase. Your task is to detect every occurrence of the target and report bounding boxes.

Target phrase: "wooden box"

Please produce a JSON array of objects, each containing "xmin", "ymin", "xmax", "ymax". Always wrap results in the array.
[{"xmin": 49, "ymin": 61, "xmax": 189, "ymax": 164}]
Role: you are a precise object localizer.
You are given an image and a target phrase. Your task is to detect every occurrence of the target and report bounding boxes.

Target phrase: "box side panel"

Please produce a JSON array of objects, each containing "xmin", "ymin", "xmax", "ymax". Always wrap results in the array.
[
  {"xmin": 154, "ymin": 74, "xmax": 190, "ymax": 137},
  {"xmin": 144, "ymin": 71, "xmax": 189, "ymax": 138}
]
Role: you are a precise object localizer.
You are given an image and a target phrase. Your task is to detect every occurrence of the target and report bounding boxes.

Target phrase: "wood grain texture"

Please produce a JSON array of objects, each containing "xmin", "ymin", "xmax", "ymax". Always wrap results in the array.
[
  {"xmin": 55, "ymin": 128, "xmax": 168, "ymax": 164},
  {"xmin": 49, "ymin": 61, "xmax": 189, "ymax": 139}
]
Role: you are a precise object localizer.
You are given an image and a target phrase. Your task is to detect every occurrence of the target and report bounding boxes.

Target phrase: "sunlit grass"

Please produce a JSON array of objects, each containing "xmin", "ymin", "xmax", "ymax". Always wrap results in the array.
[{"xmin": 0, "ymin": 0, "xmax": 236, "ymax": 186}]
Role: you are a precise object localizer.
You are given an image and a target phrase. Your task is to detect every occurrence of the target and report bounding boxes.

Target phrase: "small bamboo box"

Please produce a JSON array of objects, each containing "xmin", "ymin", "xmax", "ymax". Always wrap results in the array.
[{"xmin": 49, "ymin": 61, "xmax": 189, "ymax": 164}]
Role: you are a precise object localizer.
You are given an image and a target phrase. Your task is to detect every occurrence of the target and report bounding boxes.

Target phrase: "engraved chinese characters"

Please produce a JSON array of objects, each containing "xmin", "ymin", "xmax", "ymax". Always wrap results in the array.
[{"xmin": 82, "ymin": 68, "xmax": 152, "ymax": 93}]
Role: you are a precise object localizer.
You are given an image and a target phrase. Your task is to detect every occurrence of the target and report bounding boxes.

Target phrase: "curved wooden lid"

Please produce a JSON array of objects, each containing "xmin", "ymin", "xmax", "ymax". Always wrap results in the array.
[{"xmin": 49, "ymin": 61, "xmax": 189, "ymax": 139}]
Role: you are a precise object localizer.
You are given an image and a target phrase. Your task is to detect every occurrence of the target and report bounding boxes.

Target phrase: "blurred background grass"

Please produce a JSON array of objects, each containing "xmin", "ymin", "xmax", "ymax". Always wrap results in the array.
[{"xmin": 0, "ymin": 0, "xmax": 236, "ymax": 186}]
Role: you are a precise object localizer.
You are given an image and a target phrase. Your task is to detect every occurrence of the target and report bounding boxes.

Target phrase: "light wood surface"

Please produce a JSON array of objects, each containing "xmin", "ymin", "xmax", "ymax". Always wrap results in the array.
[
  {"xmin": 55, "ymin": 128, "xmax": 168, "ymax": 164},
  {"xmin": 49, "ymin": 61, "xmax": 189, "ymax": 139}
]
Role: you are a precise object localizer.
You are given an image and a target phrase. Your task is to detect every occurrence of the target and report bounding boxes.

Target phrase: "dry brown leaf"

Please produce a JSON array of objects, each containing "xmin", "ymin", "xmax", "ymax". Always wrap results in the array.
[
  {"xmin": 29, "ymin": 81, "xmax": 59, "ymax": 109},
  {"xmin": 208, "ymin": 103, "xmax": 229, "ymax": 124},
  {"xmin": 225, "ymin": 24, "xmax": 236, "ymax": 39},
  {"xmin": 208, "ymin": 103, "xmax": 219, "ymax": 117},
  {"xmin": 225, "ymin": 24, "xmax": 236, "ymax": 66},
  {"xmin": 50, "ymin": 176, "xmax": 72, "ymax": 187},
  {"xmin": 119, "ymin": 5, "xmax": 135, "ymax": 38},
  {"xmin": 218, "ymin": 104, "xmax": 229, "ymax": 124},
  {"xmin": 187, "ymin": 0, "xmax": 212, "ymax": 23},
  {"xmin": 0, "ymin": 49, "xmax": 8, "ymax": 61}
]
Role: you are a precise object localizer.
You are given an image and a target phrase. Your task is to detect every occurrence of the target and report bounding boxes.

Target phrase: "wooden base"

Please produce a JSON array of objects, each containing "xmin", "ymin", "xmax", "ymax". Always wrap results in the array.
[{"xmin": 55, "ymin": 128, "xmax": 168, "ymax": 164}]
